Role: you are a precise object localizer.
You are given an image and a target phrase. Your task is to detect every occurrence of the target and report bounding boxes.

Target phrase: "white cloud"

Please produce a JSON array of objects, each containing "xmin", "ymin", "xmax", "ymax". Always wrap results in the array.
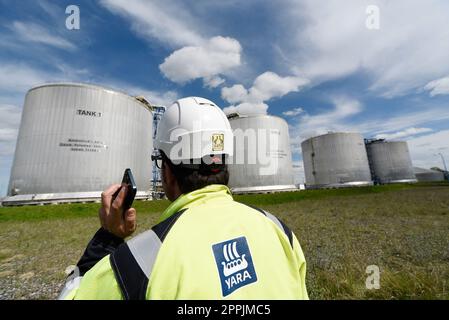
[
  {"xmin": 0, "ymin": 62, "xmax": 179, "ymax": 160},
  {"xmin": 204, "ymin": 76, "xmax": 225, "ymax": 89},
  {"xmin": 99, "ymin": 0, "xmax": 449, "ymax": 99},
  {"xmin": 291, "ymin": 101, "xmax": 449, "ymax": 146},
  {"xmin": 407, "ymin": 130, "xmax": 449, "ymax": 169},
  {"xmin": 292, "ymin": 161, "xmax": 305, "ymax": 185},
  {"xmin": 0, "ymin": 104, "xmax": 21, "ymax": 144},
  {"xmin": 290, "ymin": 101, "xmax": 449, "ymax": 181},
  {"xmin": 37, "ymin": 0, "xmax": 62, "ymax": 19},
  {"xmin": 424, "ymin": 77, "xmax": 449, "ymax": 97},
  {"xmin": 374, "ymin": 127, "xmax": 433, "ymax": 140},
  {"xmin": 101, "ymin": 1, "xmax": 243, "ymax": 87},
  {"xmin": 124, "ymin": 87, "xmax": 178, "ymax": 107},
  {"xmin": 0, "ymin": 63, "xmax": 94, "ymax": 101},
  {"xmin": 289, "ymin": 96, "xmax": 363, "ymax": 159},
  {"xmin": 0, "ymin": 62, "xmax": 88, "ymax": 189},
  {"xmin": 221, "ymin": 84, "xmax": 249, "ymax": 104},
  {"xmin": 293, "ymin": 128, "xmax": 449, "ymax": 176},
  {"xmin": 293, "ymin": 96, "xmax": 363, "ymax": 140},
  {"xmin": 11, "ymin": 21, "xmax": 76, "ymax": 50},
  {"xmin": 221, "ymin": 72, "xmax": 309, "ymax": 115},
  {"xmin": 0, "ymin": 127, "xmax": 19, "ymax": 145},
  {"xmin": 283, "ymin": 107, "xmax": 304, "ymax": 117},
  {"xmin": 0, "ymin": 61, "xmax": 177, "ymax": 107},
  {"xmin": 280, "ymin": 0, "xmax": 449, "ymax": 97},
  {"xmin": 249, "ymin": 72, "xmax": 309, "ymax": 102},
  {"xmin": 102, "ymin": 1, "xmax": 244, "ymax": 87},
  {"xmin": 159, "ymin": 36, "xmax": 241, "ymax": 84},
  {"xmin": 0, "ymin": 64, "xmax": 55, "ymax": 93},
  {"xmin": 290, "ymin": 102, "xmax": 449, "ymax": 151},
  {"xmin": 83, "ymin": 78, "xmax": 179, "ymax": 107},
  {"xmin": 357, "ymin": 108, "xmax": 449, "ymax": 137},
  {"xmin": 223, "ymin": 102, "xmax": 269, "ymax": 116},
  {"xmin": 100, "ymin": 0, "xmax": 204, "ymax": 47},
  {"xmin": 0, "ymin": 96, "xmax": 16, "ymax": 182},
  {"xmin": 142, "ymin": 90, "xmax": 178, "ymax": 107},
  {"xmin": 288, "ymin": 99, "xmax": 449, "ymax": 185},
  {"xmin": 0, "ymin": 104, "xmax": 22, "ymax": 170},
  {"xmin": 0, "ymin": 61, "xmax": 178, "ymax": 108}
]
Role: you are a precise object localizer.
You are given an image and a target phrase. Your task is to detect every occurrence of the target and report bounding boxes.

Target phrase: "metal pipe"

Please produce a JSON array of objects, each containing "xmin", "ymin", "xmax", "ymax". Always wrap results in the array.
[{"xmin": 437, "ymin": 153, "xmax": 448, "ymax": 172}]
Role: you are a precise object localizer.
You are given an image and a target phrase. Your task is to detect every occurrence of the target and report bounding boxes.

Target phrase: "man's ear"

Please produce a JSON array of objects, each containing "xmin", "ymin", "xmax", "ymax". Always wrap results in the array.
[
  {"xmin": 163, "ymin": 162, "xmax": 173, "ymax": 185},
  {"xmin": 164, "ymin": 162, "xmax": 180, "ymax": 190},
  {"xmin": 162, "ymin": 162, "xmax": 182, "ymax": 201}
]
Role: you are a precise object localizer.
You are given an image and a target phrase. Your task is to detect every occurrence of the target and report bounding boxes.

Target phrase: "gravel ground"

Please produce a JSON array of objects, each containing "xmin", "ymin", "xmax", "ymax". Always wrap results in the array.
[{"xmin": 0, "ymin": 251, "xmax": 65, "ymax": 299}]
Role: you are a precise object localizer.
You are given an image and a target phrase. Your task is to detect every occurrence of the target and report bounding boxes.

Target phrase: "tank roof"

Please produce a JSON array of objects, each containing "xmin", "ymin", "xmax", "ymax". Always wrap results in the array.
[
  {"xmin": 413, "ymin": 167, "xmax": 442, "ymax": 174},
  {"xmin": 301, "ymin": 131, "xmax": 363, "ymax": 144},
  {"xmin": 365, "ymin": 139, "xmax": 406, "ymax": 145},
  {"xmin": 226, "ymin": 113, "xmax": 288, "ymax": 124},
  {"xmin": 28, "ymin": 82, "xmax": 153, "ymax": 112}
]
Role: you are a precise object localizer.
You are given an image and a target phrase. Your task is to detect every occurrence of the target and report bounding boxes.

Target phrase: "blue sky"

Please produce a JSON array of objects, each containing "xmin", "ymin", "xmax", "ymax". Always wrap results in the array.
[{"xmin": 1, "ymin": 0, "xmax": 449, "ymax": 194}]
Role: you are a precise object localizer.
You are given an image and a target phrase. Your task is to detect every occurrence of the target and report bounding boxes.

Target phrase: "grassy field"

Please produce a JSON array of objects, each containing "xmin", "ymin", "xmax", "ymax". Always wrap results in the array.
[{"xmin": 1, "ymin": 182, "xmax": 448, "ymax": 300}]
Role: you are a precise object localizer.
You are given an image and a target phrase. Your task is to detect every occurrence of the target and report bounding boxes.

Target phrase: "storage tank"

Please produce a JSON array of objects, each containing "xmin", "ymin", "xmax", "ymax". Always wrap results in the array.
[
  {"xmin": 414, "ymin": 167, "xmax": 445, "ymax": 182},
  {"xmin": 227, "ymin": 114, "xmax": 296, "ymax": 193},
  {"xmin": 301, "ymin": 132, "xmax": 373, "ymax": 188},
  {"xmin": 365, "ymin": 140, "xmax": 417, "ymax": 184},
  {"xmin": 5, "ymin": 83, "xmax": 153, "ymax": 205}
]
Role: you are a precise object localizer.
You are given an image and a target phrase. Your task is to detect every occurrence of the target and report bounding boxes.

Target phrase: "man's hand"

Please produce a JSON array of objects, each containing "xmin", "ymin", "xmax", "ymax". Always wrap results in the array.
[{"xmin": 99, "ymin": 184, "xmax": 137, "ymax": 239}]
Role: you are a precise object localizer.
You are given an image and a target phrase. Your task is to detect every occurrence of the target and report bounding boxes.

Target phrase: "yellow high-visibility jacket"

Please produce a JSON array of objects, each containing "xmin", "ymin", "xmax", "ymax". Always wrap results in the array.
[{"xmin": 59, "ymin": 185, "xmax": 308, "ymax": 300}]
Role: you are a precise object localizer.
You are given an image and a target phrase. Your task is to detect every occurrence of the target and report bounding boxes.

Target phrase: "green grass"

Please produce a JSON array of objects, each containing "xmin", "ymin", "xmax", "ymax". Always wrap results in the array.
[
  {"xmin": 0, "ymin": 199, "xmax": 170, "ymax": 222},
  {"xmin": 0, "ymin": 182, "xmax": 448, "ymax": 299},
  {"xmin": 1, "ymin": 182, "xmax": 446, "ymax": 222},
  {"xmin": 234, "ymin": 182, "xmax": 437, "ymax": 206}
]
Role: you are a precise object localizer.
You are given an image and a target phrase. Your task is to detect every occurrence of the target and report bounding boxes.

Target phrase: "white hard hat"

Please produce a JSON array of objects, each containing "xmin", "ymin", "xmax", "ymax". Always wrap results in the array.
[{"xmin": 154, "ymin": 97, "xmax": 233, "ymax": 164}]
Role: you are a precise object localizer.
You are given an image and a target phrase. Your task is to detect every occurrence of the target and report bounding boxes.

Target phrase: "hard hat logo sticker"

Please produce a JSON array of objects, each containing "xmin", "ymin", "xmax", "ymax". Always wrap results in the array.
[
  {"xmin": 212, "ymin": 133, "xmax": 224, "ymax": 151},
  {"xmin": 212, "ymin": 236, "xmax": 257, "ymax": 297}
]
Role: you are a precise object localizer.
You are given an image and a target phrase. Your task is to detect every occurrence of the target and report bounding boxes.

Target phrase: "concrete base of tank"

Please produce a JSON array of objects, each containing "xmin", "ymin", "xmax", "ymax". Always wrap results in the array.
[
  {"xmin": 305, "ymin": 181, "xmax": 374, "ymax": 190},
  {"xmin": 1, "ymin": 191, "xmax": 151, "ymax": 206},
  {"xmin": 374, "ymin": 179, "xmax": 418, "ymax": 185},
  {"xmin": 416, "ymin": 174, "xmax": 446, "ymax": 182},
  {"xmin": 231, "ymin": 185, "xmax": 298, "ymax": 194}
]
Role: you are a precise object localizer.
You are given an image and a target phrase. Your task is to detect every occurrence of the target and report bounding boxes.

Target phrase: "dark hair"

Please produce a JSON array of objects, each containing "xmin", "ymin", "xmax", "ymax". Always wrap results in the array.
[{"xmin": 161, "ymin": 153, "xmax": 229, "ymax": 194}]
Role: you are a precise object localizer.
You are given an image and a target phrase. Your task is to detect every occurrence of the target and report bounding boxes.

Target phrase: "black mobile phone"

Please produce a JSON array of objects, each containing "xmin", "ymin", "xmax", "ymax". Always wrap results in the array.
[{"xmin": 113, "ymin": 168, "xmax": 137, "ymax": 212}]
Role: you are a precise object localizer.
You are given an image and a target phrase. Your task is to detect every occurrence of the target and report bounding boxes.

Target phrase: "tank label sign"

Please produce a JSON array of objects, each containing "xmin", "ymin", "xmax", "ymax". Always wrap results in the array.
[
  {"xmin": 76, "ymin": 109, "xmax": 102, "ymax": 117},
  {"xmin": 266, "ymin": 150, "xmax": 288, "ymax": 159},
  {"xmin": 59, "ymin": 138, "xmax": 107, "ymax": 153},
  {"xmin": 212, "ymin": 236, "xmax": 257, "ymax": 297}
]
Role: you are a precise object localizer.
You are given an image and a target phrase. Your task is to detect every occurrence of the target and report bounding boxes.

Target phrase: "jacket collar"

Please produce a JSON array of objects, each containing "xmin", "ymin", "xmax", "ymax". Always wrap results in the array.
[{"xmin": 158, "ymin": 184, "xmax": 233, "ymax": 223}]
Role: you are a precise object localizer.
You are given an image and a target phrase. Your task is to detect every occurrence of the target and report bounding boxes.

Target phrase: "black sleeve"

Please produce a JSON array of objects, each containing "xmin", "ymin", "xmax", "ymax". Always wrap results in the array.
[{"xmin": 75, "ymin": 228, "xmax": 124, "ymax": 276}]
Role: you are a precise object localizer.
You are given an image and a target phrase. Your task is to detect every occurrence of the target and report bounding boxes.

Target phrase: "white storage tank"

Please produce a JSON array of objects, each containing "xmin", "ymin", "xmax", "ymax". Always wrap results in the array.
[
  {"xmin": 5, "ymin": 83, "xmax": 153, "ymax": 205},
  {"xmin": 301, "ymin": 132, "xmax": 373, "ymax": 188},
  {"xmin": 365, "ymin": 140, "xmax": 417, "ymax": 184},
  {"xmin": 414, "ymin": 167, "xmax": 446, "ymax": 182},
  {"xmin": 227, "ymin": 114, "xmax": 296, "ymax": 193}
]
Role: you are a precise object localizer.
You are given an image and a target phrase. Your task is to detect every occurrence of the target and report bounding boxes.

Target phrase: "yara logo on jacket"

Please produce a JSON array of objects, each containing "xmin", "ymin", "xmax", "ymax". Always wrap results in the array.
[
  {"xmin": 212, "ymin": 236, "xmax": 257, "ymax": 297},
  {"xmin": 221, "ymin": 242, "xmax": 248, "ymax": 277}
]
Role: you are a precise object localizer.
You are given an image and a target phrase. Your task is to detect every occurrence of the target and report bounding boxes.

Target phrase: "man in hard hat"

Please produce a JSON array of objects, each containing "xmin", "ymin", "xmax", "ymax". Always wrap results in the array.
[{"xmin": 58, "ymin": 97, "xmax": 308, "ymax": 300}]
